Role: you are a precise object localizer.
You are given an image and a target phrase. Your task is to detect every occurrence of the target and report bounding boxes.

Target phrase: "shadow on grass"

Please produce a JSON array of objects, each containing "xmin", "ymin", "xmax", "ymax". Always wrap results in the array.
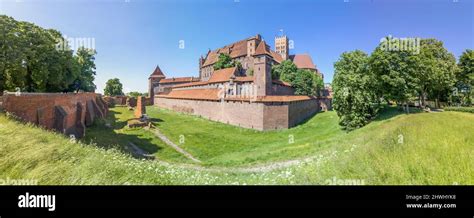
[
  {"xmin": 373, "ymin": 105, "xmax": 423, "ymax": 122},
  {"xmin": 82, "ymin": 109, "xmax": 162, "ymax": 159}
]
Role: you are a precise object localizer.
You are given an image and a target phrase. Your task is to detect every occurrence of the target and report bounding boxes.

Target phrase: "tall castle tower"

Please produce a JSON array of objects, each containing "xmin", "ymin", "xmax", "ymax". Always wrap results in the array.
[{"xmin": 275, "ymin": 35, "xmax": 289, "ymax": 60}]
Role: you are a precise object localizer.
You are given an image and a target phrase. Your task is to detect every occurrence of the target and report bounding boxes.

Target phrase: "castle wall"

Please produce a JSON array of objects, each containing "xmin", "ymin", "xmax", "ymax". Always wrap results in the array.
[
  {"xmin": 271, "ymin": 84, "xmax": 294, "ymax": 95},
  {"xmin": 288, "ymin": 99, "xmax": 319, "ymax": 127},
  {"xmin": 2, "ymin": 92, "xmax": 108, "ymax": 138},
  {"xmin": 155, "ymin": 97, "xmax": 320, "ymax": 131}
]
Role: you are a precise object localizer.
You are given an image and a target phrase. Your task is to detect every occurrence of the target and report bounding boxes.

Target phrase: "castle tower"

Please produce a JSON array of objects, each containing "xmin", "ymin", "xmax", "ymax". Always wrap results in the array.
[
  {"xmin": 253, "ymin": 41, "xmax": 272, "ymax": 96},
  {"xmin": 247, "ymin": 34, "xmax": 262, "ymax": 57},
  {"xmin": 275, "ymin": 35, "xmax": 289, "ymax": 60},
  {"xmin": 148, "ymin": 65, "xmax": 166, "ymax": 104}
]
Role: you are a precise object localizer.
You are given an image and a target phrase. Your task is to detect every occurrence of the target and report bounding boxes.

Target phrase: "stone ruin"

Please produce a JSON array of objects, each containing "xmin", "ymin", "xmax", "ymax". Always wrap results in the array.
[{"xmin": 2, "ymin": 92, "xmax": 108, "ymax": 138}]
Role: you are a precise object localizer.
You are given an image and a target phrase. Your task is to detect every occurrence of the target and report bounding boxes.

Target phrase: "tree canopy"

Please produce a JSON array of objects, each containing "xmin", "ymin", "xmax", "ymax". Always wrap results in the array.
[
  {"xmin": 0, "ymin": 15, "xmax": 97, "ymax": 93},
  {"xmin": 455, "ymin": 49, "xmax": 473, "ymax": 106},
  {"xmin": 271, "ymin": 60, "xmax": 323, "ymax": 96},
  {"xmin": 213, "ymin": 53, "xmax": 241, "ymax": 70},
  {"xmin": 104, "ymin": 78, "xmax": 124, "ymax": 96},
  {"xmin": 333, "ymin": 50, "xmax": 381, "ymax": 130},
  {"xmin": 333, "ymin": 37, "xmax": 462, "ymax": 130}
]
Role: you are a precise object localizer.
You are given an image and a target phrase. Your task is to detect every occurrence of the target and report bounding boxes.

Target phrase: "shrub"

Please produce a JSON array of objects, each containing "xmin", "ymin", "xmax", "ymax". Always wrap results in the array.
[{"xmin": 444, "ymin": 107, "xmax": 474, "ymax": 113}]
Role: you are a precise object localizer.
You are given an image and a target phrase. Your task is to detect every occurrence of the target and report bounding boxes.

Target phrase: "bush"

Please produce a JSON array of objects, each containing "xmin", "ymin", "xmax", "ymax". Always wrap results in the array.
[{"xmin": 444, "ymin": 107, "xmax": 474, "ymax": 113}]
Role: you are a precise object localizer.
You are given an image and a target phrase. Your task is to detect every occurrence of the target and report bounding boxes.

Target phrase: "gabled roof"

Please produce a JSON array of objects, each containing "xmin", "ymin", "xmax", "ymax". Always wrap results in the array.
[
  {"xmin": 254, "ymin": 41, "xmax": 283, "ymax": 63},
  {"xmin": 149, "ymin": 65, "xmax": 166, "ymax": 78},
  {"xmin": 254, "ymin": 40, "xmax": 272, "ymax": 56},
  {"xmin": 289, "ymin": 54, "xmax": 316, "ymax": 70},
  {"xmin": 202, "ymin": 36, "xmax": 256, "ymax": 67},
  {"xmin": 208, "ymin": 67, "xmax": 238, "ymax": 83}
]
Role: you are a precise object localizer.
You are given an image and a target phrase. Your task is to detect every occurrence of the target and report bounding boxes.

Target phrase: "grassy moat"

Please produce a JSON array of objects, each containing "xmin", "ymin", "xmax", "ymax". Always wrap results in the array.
[{"xmin": 0, "ymin": 106, "xmax": 472, "ymax": 185}]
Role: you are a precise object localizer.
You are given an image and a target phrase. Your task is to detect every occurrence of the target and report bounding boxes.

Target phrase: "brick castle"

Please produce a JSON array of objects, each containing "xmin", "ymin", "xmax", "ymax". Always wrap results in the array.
[{"xmin": 149, "ymin": 34, "xmax": 332, "ymax": 130}]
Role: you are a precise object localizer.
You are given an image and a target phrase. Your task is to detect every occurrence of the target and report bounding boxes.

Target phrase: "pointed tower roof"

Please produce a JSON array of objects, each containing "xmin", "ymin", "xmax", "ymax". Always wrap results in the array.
[
  {"xmin": 254, "ymin": 40, "xmax": 271, "ymax": 56},
  {"xmin": 254, "ymin": 40, "xmax": 284, "ymax": 63},
  {"xmin": 149, "ymin": 65, "xmax": 166, "ymax": 78}
]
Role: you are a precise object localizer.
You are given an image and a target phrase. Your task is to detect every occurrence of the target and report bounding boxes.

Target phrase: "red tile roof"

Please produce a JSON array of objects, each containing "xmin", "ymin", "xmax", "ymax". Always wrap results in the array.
[
  {"xmin": 149, "ymin": 65, "xmax": 166, "ymax": 78},
  {"xmin": 201, "ymin": 34, "xmax": 283, "ymax": 67},
  {"xmin": 208, "ymin": 67, "xmax": 238, "ymax": 83},
  {"xmin": 254, "ymin": 41, "xmax": 283, "ymax": 63},
  {"xmin": 172, "ymin": 81, "xmax": 209, "ymax": 88},
  {"xmin": 156, "ymin": 88, "xmax": 221, "ymax": 101},
  {"xmin": 234, "ymin": 76, "xmax": 254, "ymax": 82},
  {"xmin": 158, "ymin": 77, "xmax": 200, "ymax": 84},
  {"xmin": 290, "ymin": 54, "xmax": 316, "ymax": 70},
  {"xmin": 157, "ymin": 88, "xmax": 314, "ymax": 103},
  {"xmin": 202, "ymin": 38, "xmax": 251, "ymax": 67}
]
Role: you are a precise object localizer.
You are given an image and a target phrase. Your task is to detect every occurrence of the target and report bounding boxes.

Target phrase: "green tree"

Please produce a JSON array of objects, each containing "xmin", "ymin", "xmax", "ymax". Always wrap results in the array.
[
  {"xmin": 272, "ymin": 60, "xmax": 322, "ymax": 96},
  {"xmin": 104, "ymin": 78, "xmax": 124, "ymax": 96},
  {"xmin": 0, "ymin": 15, "xmax": 96, "ymax": 93},
  {"xmin": 333, "ymin": 50, "xmax": 380, "ymax": 130},
  {"xmin": 455, "ymin": 49, "xmax": 473, "ymax": 106},
  {"xmin": 415, "ymin": 39, "xmax": 457, "ymax": 108},
  {"xmin": 213, "ymin": 53, "xmax": 240, "ymax": 70},
  {"xmin": 369, "ymin": 38, "xmax": 419, "ymax": 112},
  {"xmin": 127, "ymin": 91, "xmax": 146, "ymax": 98},
  {"xmin": 74, "ymin": 47, "xmax": 97, "ymax": 92}
]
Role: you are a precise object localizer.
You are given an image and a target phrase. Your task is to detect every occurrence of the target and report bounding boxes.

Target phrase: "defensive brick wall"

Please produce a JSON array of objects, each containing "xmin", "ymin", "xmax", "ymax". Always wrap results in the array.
[
  {"xmin": 154, "ymin": 97, "xmax": 323, "ymax": 130},
  {"xmin": 2, "ymin": 92, "xmax": 108, "ymax": 138}
]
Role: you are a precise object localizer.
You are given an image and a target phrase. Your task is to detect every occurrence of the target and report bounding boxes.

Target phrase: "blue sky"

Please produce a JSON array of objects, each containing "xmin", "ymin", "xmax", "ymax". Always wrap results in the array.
[{"xmin": 1, "ymin": 0, "xmax": 473, "ymax": 94}]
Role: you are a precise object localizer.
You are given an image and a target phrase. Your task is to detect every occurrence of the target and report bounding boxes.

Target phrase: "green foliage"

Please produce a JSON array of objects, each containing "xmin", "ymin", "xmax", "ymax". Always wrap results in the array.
[
  {"xmin": 104, "ymin": 78, "xmax": 124, "ymax": 96},
  {"xmin": 369, "ymin": 39, "xmax": 419, "ymax": 106},
  {"xmin": 334, "ymin": 37, "xmax": 460, "ymax": 130},
  {"xmin": 127, "ymin": 91, "xmax": 146, "ymax": 98},
  {"xmin": 271, "ymin": 60, "xmax": 298, "ymax": 80},
  {"xmin": 0, "ymin": 15, "xmax": 97, "ymax": 93},
  {"xmin": 333, "ymin": 50, "xmax": 381, "ymax": 130},
  {"xmin": 444, "ymin": 106, "xmax": 474, "ymax": 113},
  {"xmin": 272, "ymin": 60, "xmax": 323, "ymax": 96},
  {"xmin": 74, "ymin": 48, "xmax": 97, "ymax": 92},
  {"xmin": 416, "ymin": 39, "xmax": 457, "ymax": 108},
  {"xmin": 455, "ymin": 49, "xmax": 473, "ymax": 106},
  {"xmin": 213, "ymin": 53, "xmax": 240, "ymax": 70},
  {"xmin": 246, "ymin": 68, "xmax": 253, "ymax": 76}
]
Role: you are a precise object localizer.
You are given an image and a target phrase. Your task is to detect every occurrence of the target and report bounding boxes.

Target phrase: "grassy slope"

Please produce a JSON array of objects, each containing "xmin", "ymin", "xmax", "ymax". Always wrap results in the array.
[{"xmin": 0, "ymin": 108, "xmax": 472, "ymax": 185}]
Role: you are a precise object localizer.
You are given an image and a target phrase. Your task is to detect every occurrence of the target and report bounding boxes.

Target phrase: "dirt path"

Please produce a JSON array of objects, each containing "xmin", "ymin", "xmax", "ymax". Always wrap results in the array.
[
  {"xmin": 150, "ymin": 151, "xmax": 339, "ymax": 174},
  {"xmin": 148, "ymin": 128, "xmax": 201, "ymax": 163}
]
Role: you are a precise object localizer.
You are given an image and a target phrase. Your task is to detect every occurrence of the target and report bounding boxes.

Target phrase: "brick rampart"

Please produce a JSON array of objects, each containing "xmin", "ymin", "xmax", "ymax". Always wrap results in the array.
[
  {"xmin": 2, "ymin": 92, "xmax": 108, "ymax": 138},
  {"xmin": 154, "ymin": 97, "xmax": 322, "ymax": 130}
]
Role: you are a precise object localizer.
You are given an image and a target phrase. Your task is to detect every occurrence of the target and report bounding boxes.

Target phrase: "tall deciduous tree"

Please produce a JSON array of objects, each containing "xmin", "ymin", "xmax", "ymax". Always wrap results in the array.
[
  {"xmin": 455, "ymin": 49, "xmax": 473, "ymax": 106},
  {"xmin": 0, "ymin": 15, "xmax": 97, "ymax": 93},
  {"xmin": 74, "ymin": 47, "xmax": 97, "ymax": 92},
  {"xmin": 104, "ymin": 78, "xmax": 124, "ymax": 96},
  {"xmin": 369, "ymin": 38, "xmax": 419, "ymax": 113},
  {"xmin": 415, "ymin": 39, "xmax": 457, "ymax": 108},
  {"xmin": 333, "ymin": 50, "xmax": 380, "ymax": 130}
]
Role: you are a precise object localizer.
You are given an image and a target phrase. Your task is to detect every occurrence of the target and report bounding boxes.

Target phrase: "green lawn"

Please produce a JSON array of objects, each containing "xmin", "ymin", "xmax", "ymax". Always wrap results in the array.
[{"xmin": 0, "ymin": 106, "xmax": 472, "ymax": 185}]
